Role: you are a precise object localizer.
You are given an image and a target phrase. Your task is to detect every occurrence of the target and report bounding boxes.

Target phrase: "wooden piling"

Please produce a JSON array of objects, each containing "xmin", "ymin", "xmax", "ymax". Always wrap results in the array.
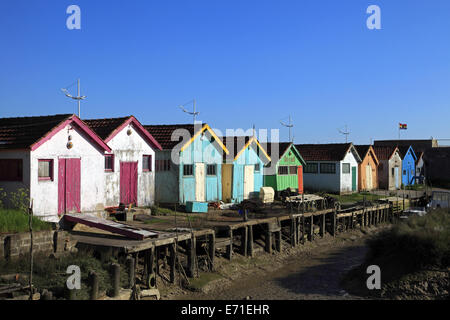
[
  {"xmin": 112, "ymin": 263, "xmax": 120, "ymax": 297},
  {"xmin": 265, "ymin": 225, "xmax": 272, "ymax": 254},
  {"xmin": 247, "ymin": 225, "xmax": 254, "ymax": 257},
  {"xmin": 126, "ymin": 256, "xmax": 135, "ymax": 288},
  {"xmin": 332, "ymin": 210, "xmax": 337, "ymax": 237},
  {"xmin": 187, "ymin": 236, "xmax": 196, "ymax": 277},
  {"xmin": 89, "ymin": 271, "xmax": 99, "ymax": 300},
  {"xmin": 275, "ymin": 231, "xmax": 281, "ymax": 252},
  {"xmin": 320, "ymin": 213, "xmax": 325, "ymax": 237},
  {"xmin": 241, "ymin": 227, "xmax": 248, "ymax": 257},
  {"xmin": 169, "ymin": 243, "xmax": 176, "ymax": 283},
  {"xmin": 208, "ymin": 233, "xmax": 215, "ymax": 271},
  {"xmin": 309, "ymin": 216, "xmax": 314, "ymax": 241},
  {"xmin": 226, "ymin": 229, "xmax": 233, "ymax": 261},
  {"xmin": 291, "ymin": 218, "xmax": 297, "ymax": 247}
]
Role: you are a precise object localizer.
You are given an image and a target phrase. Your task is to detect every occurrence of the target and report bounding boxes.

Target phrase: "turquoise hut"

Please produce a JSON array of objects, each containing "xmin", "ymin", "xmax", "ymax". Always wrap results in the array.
[
  {"xmin": 220, "ymin": 136, "xmax": 271, "ymax": 203},
  {"xmin": 145, "ymin": 123, "xmax": 229, "ymax": 204}
]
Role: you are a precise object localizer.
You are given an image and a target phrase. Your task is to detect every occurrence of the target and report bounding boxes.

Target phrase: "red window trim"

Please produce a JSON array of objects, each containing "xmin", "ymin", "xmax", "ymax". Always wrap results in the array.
[
  {"xmin": 143, "ymin": 155, "xmax": 152, "ymax": 172},
  {"xmin": 105, "ymin": 154, "xmax": 115, "ymax": 172},
  {"xmin": 38, "ymin": 159, "xmax": 54, "ymax": 181}
]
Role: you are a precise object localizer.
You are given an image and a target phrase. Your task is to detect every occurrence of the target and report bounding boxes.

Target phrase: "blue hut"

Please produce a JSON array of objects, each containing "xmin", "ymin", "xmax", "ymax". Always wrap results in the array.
[
  {"xmin": 144, "ymin": 123, "xmax": 229, "ymax": 204},
  {"xmin": 398, "ymin": 146, "xmax": 417, "ymax": 186},
  {"xmin": 221, "ymin": 136, "xmax": 271, "ymax": 203}
]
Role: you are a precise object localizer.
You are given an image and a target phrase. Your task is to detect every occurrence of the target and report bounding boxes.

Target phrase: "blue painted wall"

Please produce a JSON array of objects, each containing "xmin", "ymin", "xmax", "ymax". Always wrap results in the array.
[
  {"xmin": 178, "ymin": 132, "xmax": 223, "ymax": 203},
  {"xmin": 401, "ymin": 146, "xmax": 417, "ymax": 186},
  {"xmin": 231, "ymin": 144, "xmax": 265, "ymax": 203}
]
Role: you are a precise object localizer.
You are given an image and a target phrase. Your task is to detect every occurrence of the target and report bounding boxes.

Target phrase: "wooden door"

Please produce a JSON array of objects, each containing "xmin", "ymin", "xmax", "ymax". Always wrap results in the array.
[
  {"xmin": 297, "ymin": 166, "xmax": 304, "ymax": 194},
  {"xmin": 243, "ymin": 165, "xmax": 254, "ymax": 199},
  {"xmin": 351, "ymin": 166, "xmax": 357, "ymax": 191},
  {"xmin": 120, "ymin": 162, "xmax": 138, "ymax": 205},
  {"xmin": 394, "ymin": 167, "xmax": 399, "ymax": 189},
  {"xmin": 195, "ymin": 163, "xmax": 205, "ymax": 201},
  {"xmin": 222, "ymin": 164, "xmax": 233, "ymax": 202},
  {"xmin": 366, "ymin": 165, "xmax": 372, "ymax": 190},
  {"xmin": 58, "ymin": 158, "xmax": 81, "ymax": 215}
]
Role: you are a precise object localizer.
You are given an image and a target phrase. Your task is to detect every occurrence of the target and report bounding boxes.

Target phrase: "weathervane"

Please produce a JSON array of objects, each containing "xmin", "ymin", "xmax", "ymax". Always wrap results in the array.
[{"xmin": 61, "ymin": 78, "xmax": 86, "ymax": 118}]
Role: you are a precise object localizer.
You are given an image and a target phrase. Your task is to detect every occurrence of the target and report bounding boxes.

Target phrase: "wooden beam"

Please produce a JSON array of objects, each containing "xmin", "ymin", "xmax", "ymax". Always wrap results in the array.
[
  {"xmin": 168, "ymin": 243, "xmax": 176, "ymax": 283},
  {"xmin": 240, "ymin": 227, "xmax": 248, "ymax": 257},
  {"xmin": 208, "ymin": 233, "xmax": 215, "ymax": 271},
  {"xmin": 226, "ymin": 229, "xmax": 233, "ymax": 261},
  {"xmin": 187, "ymin": 237, "xmax": 196, "ymax": 277},
  {"xmin": 247, "ymin": 225, "xmax": 254, "ymax": 258},
  {"xmin": 265, "ymin": 225, "xmax": 272, "ymax": 254}
]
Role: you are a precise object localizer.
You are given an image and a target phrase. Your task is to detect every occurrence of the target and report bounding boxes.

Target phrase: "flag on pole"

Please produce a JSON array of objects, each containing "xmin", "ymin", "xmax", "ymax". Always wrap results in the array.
[{"xmin": 399, "ymin": 123, "xmax": 407, "ymax": 130}]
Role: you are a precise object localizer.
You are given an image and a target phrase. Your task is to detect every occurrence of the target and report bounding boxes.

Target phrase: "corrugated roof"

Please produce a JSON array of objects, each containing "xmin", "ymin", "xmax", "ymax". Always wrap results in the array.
[
  {"xmin": 0, "ymin": 114, "xmax": 73, "ymax": 150},
  {"xmin": 294, "ymin": 143, "xmax": 353, "ymax": 161}
]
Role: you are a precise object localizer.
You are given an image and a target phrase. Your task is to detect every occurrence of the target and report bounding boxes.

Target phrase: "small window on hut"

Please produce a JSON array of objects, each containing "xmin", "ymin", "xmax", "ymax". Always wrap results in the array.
[
  {"xmin": 320, "ymin": 163, "xmax": 336, "ymax": 174},
  {"xmin": 207, "ymin": 164, "xmax": 217, "ymax": 176},
  {"xmin": 278, "ymin": 166, "xmax": 289, "ymax": 175},
  {"xmin": 38, "ymin": 159, "xmax": 53, "ymax": 181},
  {"xmin": 342, "ymin": 163, "xmax": 350, "ymax": 174},
  {"xmin": 183, "ymin": 164, "xmax": 193, "ymax": 176},
  {"xmin": 143, "ymin": 155, "xmax": 152, "ymax": 172},
  {"xmin": 289, "ymin": 166, "xmax": 297, "ymax": 174},
  {"xmin": 105, "ymin": 154, "xmax": 114, "ymax": 172},
  {"xmin": 255, "ymin": 164, "xmax": 260, "ymax": 172},
  {"xmin": 0, "ymin": 159, "xmax": 23, "ymax": 181},
  {"xmin": 304, "ymin": 163, "xmax": 318, "ymax": 174},
  {"xmin": 156, "ymin": 159, "xmax": 171, "ymax": 172}
]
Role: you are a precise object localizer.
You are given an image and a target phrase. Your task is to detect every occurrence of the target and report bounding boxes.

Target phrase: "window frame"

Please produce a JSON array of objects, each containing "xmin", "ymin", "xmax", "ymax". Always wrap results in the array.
[
  {"xmin": 254, "ymin": 163, "xmax": 260, "ymax": 172},
  {"xmin": 304, "ymin": 163, "xmax": 318, "ymax": 174},
  {"xmin": 320, "ymin": 163, "xmax": 336, "ymax": 174},
  {"xmin": 0, "ymin": 159, "xmax": 23, "ymax": 182},
  {"xmin": 278, "ymin": 166, "xmax": 289, "ymax": 175},
  {"xmin": 105, "ymin": 154, "xmax": 114, "ymax": 172},
  {"xmin": 289, "ymin": 166, "xmax": 297, "ymax": 175},
  {"xmin": 206, "ymin": 164, "xmax": 217, "ymax": 176},
  {"xmin": 38, "ymin": 159, "xmax": 54, "ymax": 181},
  {"xmin": 143, "ymin": 155, "xmax": 152, "ymax": 172},
  {"xmin": 183, "ymin": 164, "xmax": 194, "ymax": 176},
  {"xmin": 342, "ymin": 163, "xmax": 350, "ymax": 174}
]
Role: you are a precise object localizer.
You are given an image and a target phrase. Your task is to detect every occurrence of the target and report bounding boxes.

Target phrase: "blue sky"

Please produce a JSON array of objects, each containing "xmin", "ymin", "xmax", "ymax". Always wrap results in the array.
[{"xmin": 0, "ymin": 0, "xmax": 449, "ymax": 144}]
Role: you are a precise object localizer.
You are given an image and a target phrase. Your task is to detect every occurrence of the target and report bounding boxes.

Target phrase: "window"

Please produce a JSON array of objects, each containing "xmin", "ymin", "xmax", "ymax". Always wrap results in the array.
[
  {"xmin": 403, "ymin": 170, "xmax": 406, "ymax": 175},
  {"xmin": 0, "ymin": 159, "xmax": 23, "ymax": 181},
  {"xmin": 183, "ymin": 164, "xmax": 193, "ymax": 176},
  {"xmin": 392, "ymin": 168, "xmax": 395, "ymax": 176},
  {"xmin": 143, "ymin": 155, "xmax": 152, "ymax": 172},
  {"xmin": 255, "ymin": 164, "xmax": 260, "ymax": 172},
  {"xmin": 105, "ymin": 154, "xmax": 114, "ymax": 172},
  {"xmin": 320, "ymin": 163, "xmax": 336, "ymax": 174},
  {"xmin": 342, "ymin": 163, "xmax": 350, "ymax": 174},
  {"xmin": 304, "ymin": 163, "xmax": 318, "ymax": 174},
  {"xmin": 38, "ymin": 159, "xmax": 53, "ymax": 180},
  {"xmin": 278, "ymin": 166, "xmax": 289, "ymax": 175},
  {"xmin": 289, "ymin": 166, "xmax": 297, "ymax": 174},
  {"xmin": 207, "ymin": 164, "xmax": 217, "ymax": 176},
  {"xmin": 156, "ymin": 159, "xmax": 171, "ymax": 172}
]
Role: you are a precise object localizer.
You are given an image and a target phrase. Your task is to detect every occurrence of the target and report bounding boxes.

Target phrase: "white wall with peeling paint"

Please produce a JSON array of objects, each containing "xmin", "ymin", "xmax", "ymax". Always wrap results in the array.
[{"xmin": 105, "ymin": 124, "xmax": 156, "ymax": 207}]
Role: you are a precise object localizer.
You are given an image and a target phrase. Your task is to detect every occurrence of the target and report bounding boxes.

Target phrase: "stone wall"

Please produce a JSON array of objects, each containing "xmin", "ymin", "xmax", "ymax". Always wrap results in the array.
[{"xmin": 0, "ymin": 230, "xmax": 77, "ymax": 260}]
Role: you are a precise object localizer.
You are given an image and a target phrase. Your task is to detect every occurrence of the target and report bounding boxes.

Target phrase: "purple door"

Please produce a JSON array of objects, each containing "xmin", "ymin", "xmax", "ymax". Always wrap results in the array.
[
  {"xmin": 58, "ymin": 158, "xmax": 81, "ymax": 215},
  {"xmin": 120, "ymin": 162, "xmax": 138, "ymax": 205}
]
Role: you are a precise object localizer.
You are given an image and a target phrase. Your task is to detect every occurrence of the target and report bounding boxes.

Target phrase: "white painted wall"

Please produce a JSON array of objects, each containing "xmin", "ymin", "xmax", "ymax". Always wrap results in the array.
[
  {"xmin": 388, "ymin": 150, "xmax": 402, "ymax": 190},
  {"xmin": 105, "ymin": 124, "xmax": 156, "ymax": 207},
  {"xmin": 340, "ymin": 150, "xmax": 359, "ymax": 193},
  {"xmin": 30, "ymin": 123, "xmax": 106, "ymax": 220}
]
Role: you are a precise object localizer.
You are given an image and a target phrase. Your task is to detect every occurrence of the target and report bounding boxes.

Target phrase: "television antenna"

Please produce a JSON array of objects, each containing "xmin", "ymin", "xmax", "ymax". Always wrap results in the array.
[
  {"xmin": 61, "ymin": 78, "xmax": 86, "ymax": 118},
  {"xmin": 338, "ymin": 124, "xmax": 351, "ymax": 143},
  {"xmin": 280, "ymin": 115, "xmax": 294, "ymax": 142},
  {"xmin": 179, "ymin": 99, "xmax": 199, "ymax": 123}
]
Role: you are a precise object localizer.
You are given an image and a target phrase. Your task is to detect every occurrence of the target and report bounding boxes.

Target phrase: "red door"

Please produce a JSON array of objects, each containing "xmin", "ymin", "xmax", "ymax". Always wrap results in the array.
[
  {"xmin": 297, "ymin": 165, "xmax": 304, "ymax": 194},
  {"xmin": 120, "ymin": 162, "xmax": 138, "ymax": 205},
  {"xmin": 58, "ymin": 158, "xmax": 81, "ymax": 215}
]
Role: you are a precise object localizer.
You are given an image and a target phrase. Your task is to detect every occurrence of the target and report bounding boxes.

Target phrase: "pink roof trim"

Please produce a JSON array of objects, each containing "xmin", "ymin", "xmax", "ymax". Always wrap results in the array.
[
  {"xmin": 30, "ymin": 115, "xmax": 112, "ymax": 152},
  {"xmin": 104, "ymin": 116, "xmax": 162, "ymax": 151}
]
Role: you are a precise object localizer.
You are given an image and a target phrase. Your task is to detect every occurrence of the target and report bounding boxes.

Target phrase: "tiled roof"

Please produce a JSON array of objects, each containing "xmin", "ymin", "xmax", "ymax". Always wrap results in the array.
[
  {"xmin": 373, "ymin": 146, "xmax": 397, "ymax": 160},
  {"xmin": 294, "ymin": 143, "xmax": 353, "ymax": 161},
  {"xmin": 374, "ymin": 140, "xmax": 434, "ymax": 153},
  {"xmin": 355, "ymin": 145, "xmax": 371, "ymax": 159},
  {"xmin": 144, "ymin": 123, "xmax": 203, "ymax": 150},
  {"xmin": 0, "ymin": 114, "xmax": 73, "ymax": 150},
  {"xmin": 84, "ymin": 116, "xmax": 130, "ymax": 140}
]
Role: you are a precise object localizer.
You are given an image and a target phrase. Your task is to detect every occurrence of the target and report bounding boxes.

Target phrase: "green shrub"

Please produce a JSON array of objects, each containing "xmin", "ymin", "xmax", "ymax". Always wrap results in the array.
[{"xmin": 0, "ymin": 209, "xmax": 52, "ymax": 233}]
